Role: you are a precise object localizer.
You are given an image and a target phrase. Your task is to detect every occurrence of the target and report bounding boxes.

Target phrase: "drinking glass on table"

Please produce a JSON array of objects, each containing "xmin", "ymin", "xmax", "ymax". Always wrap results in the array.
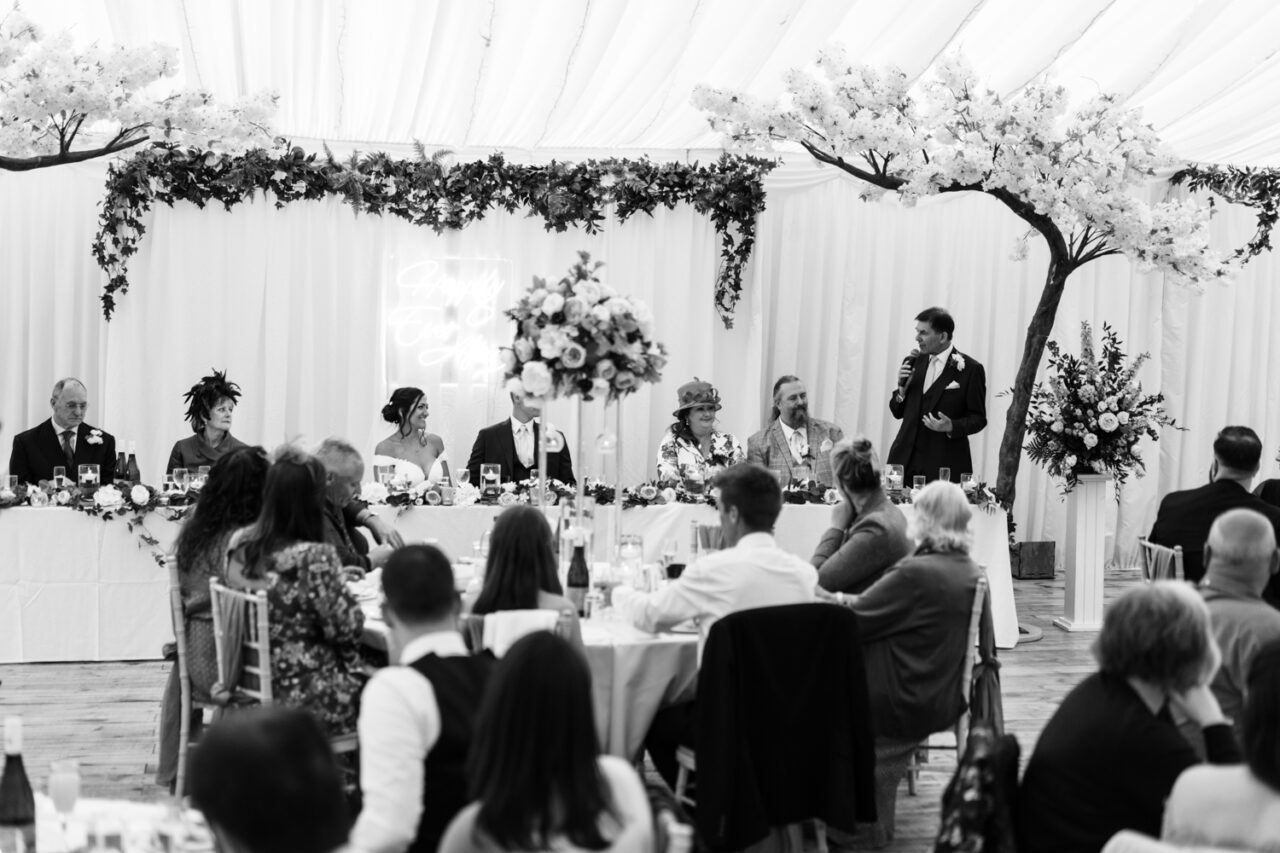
[
  {"xmin": 4, "ymin": 475, "xmax": 16, "ymax": 491},
  {"xmin": 77, "ymin": 464, "xmax": 99, "ymax": 487},
  {"xmin": 885, "ymin": 464, "xmax": 903, "ymax": 493},
  {"xmin": 455, "ymin": 469, "xmax": 470, "ymax": 486},
  {"xmin": 619, "ymin": 534, "xmax": 644, "ymax": 587},
  {"xmin": 373, "ymin": 464, "xmax": 395, "ymax": 486},
  {"xmin": 938, "ymin": 467, "xmax": 951, "ymax": 482},
  {"xmin": 172, "ymin": 468, "xmax": 190, "ymax": 492},
  {"xmin": 912, "ymin": 475, "xmax": 926, "ymax": 491},
  {"xmin": 53, "ymin": 466, "xmax": 67, "ymax": 488},
  {"xmin": 162, "ymin": 473, "xmax": 177, "ymax": 495},
  {"xmin": 659, "ymin": 538, "xmax": 679, "ymax": 569},
  {"xmin": 49, "ymin": 758, "xmax": 80, "ymax": 839},
  {"xmin": 960, "ymin": 473, "xmax": 976, "ymax": 493}
]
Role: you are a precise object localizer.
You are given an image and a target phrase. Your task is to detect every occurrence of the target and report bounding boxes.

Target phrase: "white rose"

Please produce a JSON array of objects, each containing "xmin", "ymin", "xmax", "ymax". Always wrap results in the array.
[
  {"xmin": 595, "ymin": 358, "xmax": 617, "ymax": 380},
  {"xmin": 1064, "ymin": 454, "xmax": 1078, "ymax": 469},
  {"xmin": 541, "ymin": 293, "xmax": 565, "ymax": 315},
  {"xmin": 1051, "ymin": 421, "xmax": 1064, "ymax": 434},
  {"xmin": 130, "ymin": 485, "xmax": 151, "ymax": 506},
  {"xmin": 1098, "ymin": 413, "xmax": 1119, "ymax": 433},
  {"xmin": 591, "ymin": 377, "xmax": 610, "ymax": 396},
  {"xmin": 1117, "ymin": 412, "xmax": 1130, "ymax": 425},
  {"xmin": 560, "ymin": 343, "xmax": 587, "ymax": 369},
  {"xmin": 606, "ymin": 297, "xmax": 631, "ymax": 318},
  {"xmin": 513, "ymin": 338, "xmax": 535, "ymax": 363},
  {"xmin": 94, "ymin": 485, "xmax": 124, "ymax": 510},
  {"xmin": 563, "ymin": 297, "xmax": 587, "ymax": 323},
  {"xmin": 575, "ymin": 281, "xmax": 601, "ymax": 303},
  {"xmin": 521, "ymin": 361, "xmax": 554, "ymax": 397},
  {"xmin": 538, "ymin": 328, "xmax": 568, "ymax": 359},
  {"xmin": 591, "ymin": 305, "xmax": 612, "ymax": 326},
  {"xmin": 1083, "ymin": 433, "xmax": 1099, "ymax": 449}
]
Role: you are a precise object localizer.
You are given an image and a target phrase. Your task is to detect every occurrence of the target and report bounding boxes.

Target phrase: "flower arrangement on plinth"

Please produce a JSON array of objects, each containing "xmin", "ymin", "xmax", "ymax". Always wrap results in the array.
[
  {"xmin": 502, "ymin": 252, "xmax": 668, "ymax": 403},
  {"xmin": 1024, "ymin": 322, "xmax": 1178, "ymax": 492}
]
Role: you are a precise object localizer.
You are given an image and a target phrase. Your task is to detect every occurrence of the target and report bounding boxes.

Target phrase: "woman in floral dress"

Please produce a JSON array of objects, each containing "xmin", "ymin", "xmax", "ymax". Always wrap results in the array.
[
  {"xmin": 656, "ymin": 378, "xmax": 745, "ymax": 488},
  {"xmin": 227, "ymin": 446, "xmax": 365, "ymax": 737}
]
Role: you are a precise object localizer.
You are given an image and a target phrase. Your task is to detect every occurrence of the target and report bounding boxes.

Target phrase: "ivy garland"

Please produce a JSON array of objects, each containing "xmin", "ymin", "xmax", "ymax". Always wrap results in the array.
[
  {"xmin": 92, "ymin": 144, "xmax": 776, "ymax": 326},
  {"xmin": 1172, "ymin": 164, "xmax": 1280, "ymax": 262}
]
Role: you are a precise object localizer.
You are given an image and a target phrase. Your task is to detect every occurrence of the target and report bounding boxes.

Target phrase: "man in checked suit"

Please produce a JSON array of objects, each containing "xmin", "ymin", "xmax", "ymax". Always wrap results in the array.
[
  {"xmin": 9, "ymin": 377, "xmax": 117, "ymax": 485},
  {"xmin": 887, "ymin": 307, "xmax": 987, "ymax": 484},
  {"xmin": 747, "ymin": 375, "xmax": 844, "ymax": 487},
  {"xmin": 466, "ymin": 393, "xmax": 575, "ymax": 486}
]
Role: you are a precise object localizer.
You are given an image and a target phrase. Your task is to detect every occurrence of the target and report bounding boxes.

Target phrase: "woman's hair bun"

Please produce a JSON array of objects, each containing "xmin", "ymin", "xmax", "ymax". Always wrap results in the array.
[
  {"xmin": 380, "ymin": 402, "xmax": 400, "ymax": 424},
  {"xmin": 852, "ymin": 437, "xmax": 873, "ymax": 455}
]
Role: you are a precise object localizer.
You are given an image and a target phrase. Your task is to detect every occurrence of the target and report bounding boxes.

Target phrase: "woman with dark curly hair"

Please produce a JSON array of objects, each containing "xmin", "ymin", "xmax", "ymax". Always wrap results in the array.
[
  {"xmin": 1017, "ymin": 582, "xmax": 1241, "ymax": 853},
  {"xmin": 373, "ymin": 386, "xmax": 450, "ymax": 485},
  {"xmin": 156, "ymin": 445, "xmax": 269, "ymax": 788},
  {"xmin": 167, "ymin": 369, "xmax": 248, "ymax": 474}
]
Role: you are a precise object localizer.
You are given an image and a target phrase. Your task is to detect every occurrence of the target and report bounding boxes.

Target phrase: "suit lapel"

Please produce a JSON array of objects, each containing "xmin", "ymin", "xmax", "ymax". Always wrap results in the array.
[
  {"xmin": 923, "ymin": 353, "xmax": 958, "ymax": 414},
  {"xmin": 497, "ymin": 422, "xmax": 519, "ymax": 477},
  {"xmin": 769, "ymin": 422, "xmax": 794, "ymax": 479}
]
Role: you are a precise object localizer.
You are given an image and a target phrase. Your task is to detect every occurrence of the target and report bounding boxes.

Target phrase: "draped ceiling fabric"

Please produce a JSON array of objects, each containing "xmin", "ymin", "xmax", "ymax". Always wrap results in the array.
[{"xmin": 5, "ymin": 0, "xmax": 1280, "ymax": 563}]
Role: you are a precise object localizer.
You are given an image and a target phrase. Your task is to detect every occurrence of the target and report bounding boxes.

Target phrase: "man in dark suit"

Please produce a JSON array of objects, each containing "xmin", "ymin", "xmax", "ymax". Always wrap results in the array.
[
  {"xmin": 9, "ymin": 377, "xmax": 117, "ymax": 485},
  {"xmin": 466, "ymin": 393, "xmax": 574, "ymax": 485},
  {"xmin": 887, "ymin": 308, "xmax": 987, "ymax": 483},
  {"xmin": 1150, "ymin": 426, "xmax": 1280, "ymax": 604}
]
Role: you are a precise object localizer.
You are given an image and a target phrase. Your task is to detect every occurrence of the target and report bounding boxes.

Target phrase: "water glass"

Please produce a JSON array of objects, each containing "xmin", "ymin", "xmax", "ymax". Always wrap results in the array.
[
  {"xmin": 938, "ymin": 467, "xmax": 951, "ymax": 482},
  {"xmin": 77, "ymin": 464, "xmax": 99, "ymax": 486},
  {"xmin": 49, "ymin": 757, "xmax": 80, "ymax": 845},
  {"xmin": 885, "ymin": 464, "xmax": 904, "ymax": 493},
  {"xmin": 960, "ymin": 473, "xmax": 976, "ymax": 492},
  {"xmin": 163, "ymin": 473, "xmax": 177, "ymax": 494},
  {"xmin": 172, "ymin": 468, "xmax": 190, "ymax": 492},
  {"xmin": 480, "ymin": 464, "xmax": 501, "ymax": 496},
  {"xmin": 373, "ymin": 464, "xmax": 395, "ymax": 486},
  {"xmin": 53, "ymin": 465, "xmax": 67, "ymax": 487},
  {"xmin": 440, "ymin": 485, "xmax": 455, "ymax": 506},
  {"xmin": 619, "ymin": 534, "xmax": 644, "ymax": 585},
  {"xmin": 659, "ymin": 538, "xmax": 679, "ymax": 568},
  {"xmin": 4, "ymin": 475, "xmax": 16, "ymax": 491},
  {"xmin": 912, "ymin": 475, "xmax": 926, "ymax": 491}
]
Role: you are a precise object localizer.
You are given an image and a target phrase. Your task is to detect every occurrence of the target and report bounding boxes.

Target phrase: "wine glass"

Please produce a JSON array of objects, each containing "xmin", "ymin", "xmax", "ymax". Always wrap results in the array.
[
  {"xmin": 659, "ymin": 537, "xmax": 679, "ymax": 569},
  {"xmin": 172, "ymin": 468, "xmax": 190, "ymax": 493},
  {"xmin": 960, "ymin": 473, "xmax": 976, "ymax": 493},
  {"xmin": 53, "ymin": 466, "xmax": 67, "ymax": 488},
  {"xmin": 49, "ymin": 758, "xmax": 80, "ymax": 842},
  {"xmin": 455, "ymin": 469, "xmax": 470, "ymax": 486}
]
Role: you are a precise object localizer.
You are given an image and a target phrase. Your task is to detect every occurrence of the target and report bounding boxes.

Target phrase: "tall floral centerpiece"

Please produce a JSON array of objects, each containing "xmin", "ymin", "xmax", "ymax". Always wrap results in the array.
[
  {"xmin": 1024, "ymin": 322, "xmax": 1177, "ymax": 492},
  {"xmin": 502, "ymin": 252, "xmax": 668, "ymax": 538},
  {"xmin": 1023, "ymin": 322, "xmax": 1178, "ymax": 631}
]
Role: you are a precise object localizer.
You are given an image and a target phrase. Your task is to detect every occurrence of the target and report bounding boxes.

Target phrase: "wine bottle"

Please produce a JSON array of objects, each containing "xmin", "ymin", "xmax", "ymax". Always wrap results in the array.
[
  {"xmin": 125, "ymin": 442, "xmax": 141, "ymax": 484},
  {"xmin": 566, "ymin": 532, "xmax": 590, "ymax": 617},
  {"xmin": 0, "ymin": 717, "xmax": 36, "ymax": 853},
  {"xmin": 114, "ymin": 451, "xmax": 127, "ymax": 483}
]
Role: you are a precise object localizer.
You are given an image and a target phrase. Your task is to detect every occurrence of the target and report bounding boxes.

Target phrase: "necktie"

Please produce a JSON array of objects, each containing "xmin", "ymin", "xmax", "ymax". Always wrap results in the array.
[
  {"xmin": 927, "ymin": 355, "xmax": 944, "ymax": 388},
  {"xmin": 516, "ymin": 424, "xmax": 533, "ymax": 467},
  {"xmin": 789, "ymin": 430, "xmax": 807, "ymax": 462},
  {"xmin": 60, "ymin": 429, "xmax": 76, "ymax": 474}
]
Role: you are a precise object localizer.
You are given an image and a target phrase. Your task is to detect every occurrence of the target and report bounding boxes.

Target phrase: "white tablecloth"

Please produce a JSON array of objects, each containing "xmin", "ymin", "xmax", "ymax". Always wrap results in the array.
[{"xmin": 0, "ymin": 501, "xmax": 1017, "ymax": 662}]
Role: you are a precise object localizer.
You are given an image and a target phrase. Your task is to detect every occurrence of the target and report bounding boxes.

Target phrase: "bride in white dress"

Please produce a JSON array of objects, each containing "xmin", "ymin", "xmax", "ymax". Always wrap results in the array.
[{"xmin": 372, "ymin": 387, "xmax": 451, "ymax": 485}]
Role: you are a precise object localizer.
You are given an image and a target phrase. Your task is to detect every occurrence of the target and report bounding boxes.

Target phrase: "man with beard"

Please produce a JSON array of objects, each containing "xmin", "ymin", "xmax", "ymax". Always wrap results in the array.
[{"xmin": 747, "ymin": 375, "xmax": 844, "ymax": 487}]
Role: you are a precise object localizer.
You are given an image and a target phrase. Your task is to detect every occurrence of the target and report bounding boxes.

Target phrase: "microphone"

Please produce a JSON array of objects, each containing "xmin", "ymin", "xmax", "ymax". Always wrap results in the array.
[{"xmin": 898, "ymin": 349, "xmax": 920, "ymax": 387}]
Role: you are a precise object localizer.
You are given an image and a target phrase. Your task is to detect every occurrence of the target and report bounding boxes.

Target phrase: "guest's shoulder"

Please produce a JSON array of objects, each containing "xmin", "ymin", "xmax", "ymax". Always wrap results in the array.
[
  {"xmin": 746, "ymin": 423, "xmax": 773, "ymax": 448},
  {"xmin": 536, "ymin": 590, "xmax": 576, "ymax": 614},
  {"xmin": 12, "ymin": 420, "xmax": 49, "ymax": 442},
  {"xmin": 1168, "ymin": 763, "xmax": 1259, "ymax": 807}
]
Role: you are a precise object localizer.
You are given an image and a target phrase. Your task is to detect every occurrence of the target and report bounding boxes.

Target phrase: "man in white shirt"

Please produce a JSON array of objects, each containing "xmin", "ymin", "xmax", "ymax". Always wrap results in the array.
[
  {"xmin": 350, "ymin": 545, "xmax": 495, "ymax": 853},
  {"xmin": 613, "ymin": 462, "xmax": 818, "ymax": 786}
]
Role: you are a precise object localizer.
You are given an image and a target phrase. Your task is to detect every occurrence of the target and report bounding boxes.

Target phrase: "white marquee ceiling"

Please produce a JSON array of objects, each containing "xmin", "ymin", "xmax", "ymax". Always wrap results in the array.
[{"xmin": 18, "ymin": 0, "xmax": 1280, "ymax": 164}]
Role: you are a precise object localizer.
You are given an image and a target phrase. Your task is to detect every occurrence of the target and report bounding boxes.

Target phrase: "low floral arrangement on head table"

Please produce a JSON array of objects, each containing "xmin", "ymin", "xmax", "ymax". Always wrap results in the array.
[
  {"xmin": 501, "ymin": 251, "xmax": 669, "ymax": 403},
  {"xmin": 1024, "ymin": 322, "xmax": 1179, "ymax": 492}
]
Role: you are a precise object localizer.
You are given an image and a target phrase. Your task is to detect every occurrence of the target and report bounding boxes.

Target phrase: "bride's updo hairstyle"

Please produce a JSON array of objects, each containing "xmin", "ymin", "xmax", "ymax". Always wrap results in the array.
[
  {"xmin": 381, "ymin": 387, "xmax": 425, "ymax": 426},
  {"xmin": 831, "ymin": 436, "xmax": 882, "ymax": 495}
]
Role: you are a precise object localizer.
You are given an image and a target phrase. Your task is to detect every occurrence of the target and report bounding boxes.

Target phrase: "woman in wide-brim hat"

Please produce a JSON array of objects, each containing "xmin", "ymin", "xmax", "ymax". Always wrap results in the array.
[{"xmin": 655, "ymin": 378, "xmax": 745, "ymax": 487}]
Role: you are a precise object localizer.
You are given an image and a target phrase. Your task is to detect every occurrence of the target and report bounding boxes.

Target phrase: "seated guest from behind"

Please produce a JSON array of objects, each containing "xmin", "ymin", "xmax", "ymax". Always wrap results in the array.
[
  {"xmin": 1163, "ymin": 637, "xmax": 1280, "ymax": 849},
  {"xmin": 613, "ymin": 462, "xmax": 817, "ymax": 787},
  {"xmin": 1254, "ymin": 443, "xmax": 1280, "ymax": 508},
  {"xmin": 1017, "ymin": 582, "xmax": 1241, "ymax": 853},
  {"xmin": 438, "ymin": 632, "xmax": 653, "ymax": 853},
  {"xmin": 747, "ymin": 374, "xmax": 844, "ymax": 487},
  {"xmin": 227, "ymin": 446, "xmax": 366, "ymax": 737},
  {"xmin": 351, "ymin": 545, "xmax": 496, "ymax": 853},
  {"xmin": 656, "ymin": 378, "xmax": 745, "ymax": 488},
  {"xmin": 1149, "ymin": 425, "xmax": 1280, "ymax": 595},
  {"xmin": 316, "ymin": 437, "xmax": 404, "ymax": 572},
  {"xmin": 189, "ymin": 707, "xmax": 351, "ymax": 853},
  {"xmin": 823, "ymin": 481, "xmax": 988, "ymax": 845},
  {"xmin": 167, "ymin": 369, "xmax": 247, "ymax": 474},
  {"xmin": 469, "ymin": 505, "xmax": 583, "ymax": 649},
  {"xmin": 467, "ymin": 393, "xmax": 574, "ymax": 485},
  {"xmin": 156, "ymin": 445, "xmax": 269, "ymax": 790},
  {"xmin": 810, "ymin": 437, "xmax": 911, "ymax": 594},
  {"xmin": 373, "ymin": 387, "xmax": 450, "ymax": 485},
  {"xmin": 1199, "ymin": 508, "xmax": 1280, "ymax": 742},
  {"xmin": 8, "ymin": 377, "xmax": 116, "ymax": 485}
]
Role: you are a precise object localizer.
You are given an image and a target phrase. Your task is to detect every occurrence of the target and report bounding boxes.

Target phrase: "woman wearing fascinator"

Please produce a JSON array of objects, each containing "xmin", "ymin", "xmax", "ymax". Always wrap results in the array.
[
  {"xmin": 373, "ymin": 387, "xmax": 451, "ymax": 485},
  {"xmin": 655, "ymin": 378, "xmax": 745, "ymax": 487},
  {"xmin": 167, "ymin": 369, "xmax": 248, "ymax": 474}
]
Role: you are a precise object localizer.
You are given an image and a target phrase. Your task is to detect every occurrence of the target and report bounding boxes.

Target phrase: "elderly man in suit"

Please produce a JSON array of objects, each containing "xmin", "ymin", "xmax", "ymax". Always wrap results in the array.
[
  {"xmin": 887, "ymin": 307, "xmax": 987, "ymax": 484},
  {"xmin": 9, "ymin": 377, "xmax": 117, "ymax": 485},
  {"xmin": 467, "ymin": 393, "xmax": 575, "ymax": 486},
  {"xmin": 1150, "ymin": 426, "xmax": 1280, "ymax": 604},
  {"xmin": 747, "ymin": 375, "xmax": 844, "ymax": 487}
]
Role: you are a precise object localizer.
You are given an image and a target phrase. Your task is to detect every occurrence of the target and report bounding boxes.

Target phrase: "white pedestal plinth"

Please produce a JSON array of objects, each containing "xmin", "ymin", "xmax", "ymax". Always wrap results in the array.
[{"xmin": 1053, "ymin": 474, "xmax": 1110, "ymax": 632}]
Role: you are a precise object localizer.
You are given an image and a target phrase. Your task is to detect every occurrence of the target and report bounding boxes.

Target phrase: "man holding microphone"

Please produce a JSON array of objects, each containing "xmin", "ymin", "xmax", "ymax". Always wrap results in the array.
[{"xmin": 887, "ymin": 307, "xmax": 987, "ymax": 484}]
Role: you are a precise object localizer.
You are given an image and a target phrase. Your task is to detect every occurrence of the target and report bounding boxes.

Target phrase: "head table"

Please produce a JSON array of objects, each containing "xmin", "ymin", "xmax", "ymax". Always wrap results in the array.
[{"xmin": 0, "ymin": 501, "xmax": 1018, "ymax": 663}]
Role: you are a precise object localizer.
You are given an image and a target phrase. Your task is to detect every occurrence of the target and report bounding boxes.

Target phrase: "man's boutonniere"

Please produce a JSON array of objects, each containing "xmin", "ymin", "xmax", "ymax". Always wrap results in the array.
[
  {"xmin": 86, "ymin": 429, "xmax": 104, "ymax": 445},
  {"xmin": 952, "ymin": 353, "xmax": 966, "ymax": 372}
]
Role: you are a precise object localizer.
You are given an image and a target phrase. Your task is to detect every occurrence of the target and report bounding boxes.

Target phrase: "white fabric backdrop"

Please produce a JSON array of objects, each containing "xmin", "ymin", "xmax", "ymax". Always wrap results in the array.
[{"xmin": 3, "ymin": 157, "xmax": 1280, "ymax": 562}]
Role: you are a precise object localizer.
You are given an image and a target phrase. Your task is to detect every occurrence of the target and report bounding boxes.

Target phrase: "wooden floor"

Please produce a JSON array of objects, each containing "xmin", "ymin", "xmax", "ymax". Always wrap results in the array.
[{"xmin": 0, "ymin": 567, "xmax": 1145, "ymax": 851}]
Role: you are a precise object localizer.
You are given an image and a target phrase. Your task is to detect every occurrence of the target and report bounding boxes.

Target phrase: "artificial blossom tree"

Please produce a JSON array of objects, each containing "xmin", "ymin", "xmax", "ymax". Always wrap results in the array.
[
  {"xmin": 694, "ymin": 51, "xmax": 1232, "ymax": 507},
  {"xmin": 0, "ymin": 8, "xmax": 275, "ymax": 171}
]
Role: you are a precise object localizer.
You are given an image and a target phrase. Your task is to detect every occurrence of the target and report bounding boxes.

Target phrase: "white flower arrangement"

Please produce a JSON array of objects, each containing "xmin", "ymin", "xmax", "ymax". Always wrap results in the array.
[
  {"xmin": 1024, "ymin": 322, "xmax": 1179, "ymax": 491},
  {"xmin": 359, "ymin": 482, "xmax": 390, "ymax": 505},
  {"xmin": 503, "ymin": 252, "xmax": 668, "ymax": 403},
  {"xmin": 130, "ymin": 485, "xmax": 152, "ymax": 507},
  {"xmin": 93, "ymin": 485, "xmax": 124, "ymax": 510}
]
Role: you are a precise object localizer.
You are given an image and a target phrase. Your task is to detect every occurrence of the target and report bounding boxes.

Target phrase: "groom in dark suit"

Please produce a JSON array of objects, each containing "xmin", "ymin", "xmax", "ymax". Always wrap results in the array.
[
  {"xmin": 9, "ymin": 377, "xmax": 117, "ymax": 485},
  {"xmin": 887, "ymin": 308, "xmax": 987, "ymax": 484},
  {"xmin": 467, "ymin": 393, "xmax": 575, "ymax": 485}
]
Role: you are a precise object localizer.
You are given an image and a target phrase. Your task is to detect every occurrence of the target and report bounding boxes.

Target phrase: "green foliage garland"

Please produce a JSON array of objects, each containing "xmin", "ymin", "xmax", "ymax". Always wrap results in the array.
[
  {"xmin": 1172, "ymin": 163, "xmax": 1280, "ymax": 262},
  {"xmin": 92, "ymin": 144, "xmax": 776, "ymax": 325}
]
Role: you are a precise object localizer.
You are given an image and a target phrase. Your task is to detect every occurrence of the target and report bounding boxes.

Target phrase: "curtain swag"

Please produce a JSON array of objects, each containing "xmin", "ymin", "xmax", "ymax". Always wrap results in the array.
[{"xmin": 91, "ymin": 144, "xmax": 776, "ymax": 325}]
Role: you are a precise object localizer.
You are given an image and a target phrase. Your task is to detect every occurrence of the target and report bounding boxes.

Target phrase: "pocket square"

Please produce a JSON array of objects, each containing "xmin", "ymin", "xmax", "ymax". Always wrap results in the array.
[{"xmin": 945, "ymin": 380, "xmax": 961, "ymax": 390}]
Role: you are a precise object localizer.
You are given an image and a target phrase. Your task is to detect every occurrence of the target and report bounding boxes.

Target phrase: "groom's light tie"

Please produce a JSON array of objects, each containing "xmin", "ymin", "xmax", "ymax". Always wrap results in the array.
[{"xmin": 516, "ymin": 423, "xmax": 533, "ymax": 467}]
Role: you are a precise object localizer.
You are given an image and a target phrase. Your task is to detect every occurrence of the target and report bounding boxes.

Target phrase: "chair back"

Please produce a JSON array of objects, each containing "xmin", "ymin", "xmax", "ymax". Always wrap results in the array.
[
  {"xmin": 955, "ymin": 575, "xmax": 988, "ymax": 750},
  {"xmin": 166, "ymin": 557, "xmax": 194, "ymax": 798},
  {"xmin": 462, "ymin": 608, "xmax": 571, "ymax": 656},
  {"xmin": 209, "ymin": 579, "xmax": 273, "ymax": 705},
  {"xmin": 1137, "ymin": 537, "xmax": 1183, "ymax": 582}
]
